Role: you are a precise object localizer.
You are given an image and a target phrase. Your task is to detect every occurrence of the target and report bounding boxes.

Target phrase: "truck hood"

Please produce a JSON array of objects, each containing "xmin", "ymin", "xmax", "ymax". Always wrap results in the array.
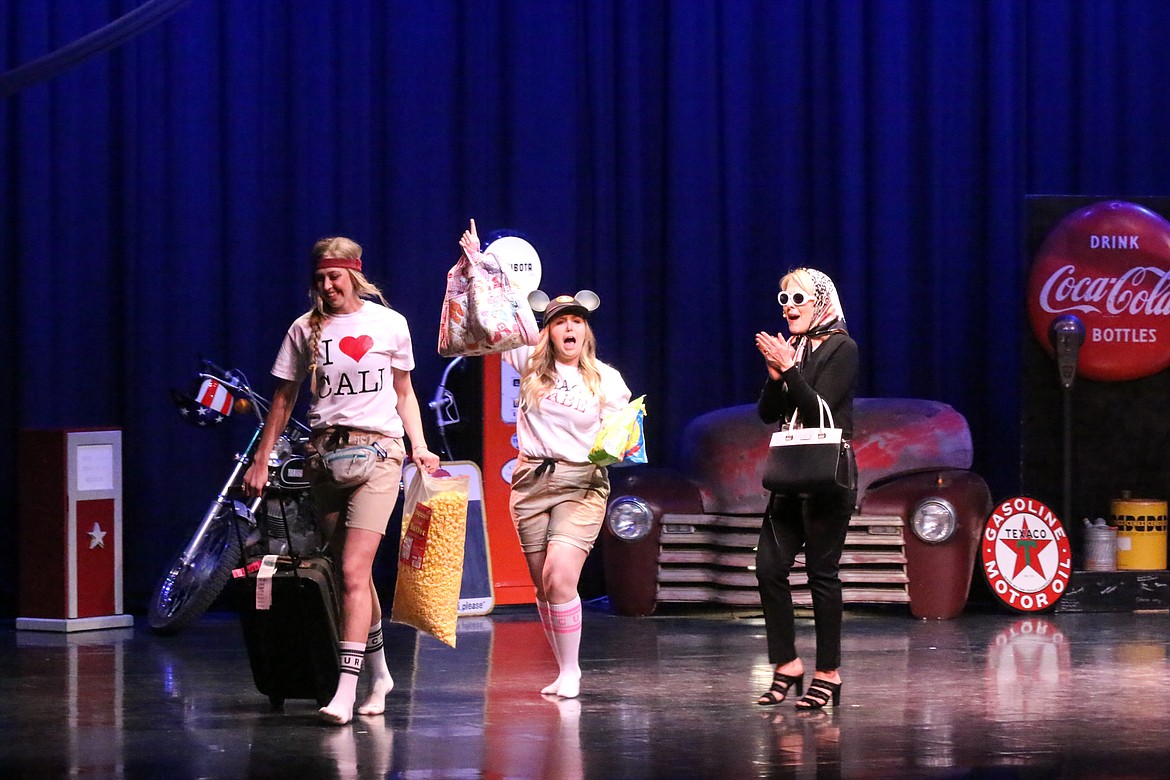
[{"xmin": 678, "ymin": 398, "xmax": 974, "ymax": 515}]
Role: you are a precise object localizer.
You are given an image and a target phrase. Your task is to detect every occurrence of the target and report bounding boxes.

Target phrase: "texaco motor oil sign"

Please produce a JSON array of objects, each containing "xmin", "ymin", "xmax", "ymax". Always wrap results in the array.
[{"xmin": 981, "ymin": 497, "xmax": 1073, "ymax": 612}]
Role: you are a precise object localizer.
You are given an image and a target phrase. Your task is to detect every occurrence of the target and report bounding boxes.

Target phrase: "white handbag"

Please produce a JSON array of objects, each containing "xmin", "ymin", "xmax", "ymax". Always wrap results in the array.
[{"xmin": 761, "ymin": 396, "xmax": 853, "ymax": 494}]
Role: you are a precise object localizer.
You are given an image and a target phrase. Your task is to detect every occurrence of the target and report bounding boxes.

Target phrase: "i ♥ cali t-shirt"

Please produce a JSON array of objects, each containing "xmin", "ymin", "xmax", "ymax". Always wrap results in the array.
[{"xmin": 272, "ymin": 301, "xmax": 415, "ymax": 438}]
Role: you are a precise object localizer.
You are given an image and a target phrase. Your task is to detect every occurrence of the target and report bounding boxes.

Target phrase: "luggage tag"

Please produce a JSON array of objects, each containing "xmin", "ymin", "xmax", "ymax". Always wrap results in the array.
[{"xmin": 255, "ymin": 554, "xmax": 280, "ymax": 610}]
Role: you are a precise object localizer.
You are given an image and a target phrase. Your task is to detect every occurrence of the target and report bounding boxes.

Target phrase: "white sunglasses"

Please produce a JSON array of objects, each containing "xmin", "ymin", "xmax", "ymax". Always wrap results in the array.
[{"xmin": 777, "ymin": 290, "xmax": 814, "ymax": 307}]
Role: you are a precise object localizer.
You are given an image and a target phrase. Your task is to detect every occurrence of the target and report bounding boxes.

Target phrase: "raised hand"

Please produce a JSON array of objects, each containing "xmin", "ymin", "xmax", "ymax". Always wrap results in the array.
[{"xmin": 459, "ymin": 218, "xmax": 481, "ymax": 259}]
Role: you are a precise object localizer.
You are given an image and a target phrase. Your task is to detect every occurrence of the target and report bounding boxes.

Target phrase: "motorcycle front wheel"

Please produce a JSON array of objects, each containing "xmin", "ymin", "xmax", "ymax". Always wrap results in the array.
[{"xmin": 148, "ymin": 503, "xmax": 247, "ymax": 634}]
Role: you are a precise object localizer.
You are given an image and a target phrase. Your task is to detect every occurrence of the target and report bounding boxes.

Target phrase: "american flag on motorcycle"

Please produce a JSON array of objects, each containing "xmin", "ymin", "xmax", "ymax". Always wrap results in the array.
[{"xmin": 197, "ymin": 379, "xmax": 234, "ymax": 416}]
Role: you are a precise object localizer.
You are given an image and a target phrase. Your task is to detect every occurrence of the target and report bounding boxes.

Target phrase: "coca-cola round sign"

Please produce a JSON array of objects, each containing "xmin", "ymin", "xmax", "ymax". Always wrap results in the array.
[{"xmin": 1028, "ymin": 200, "xmax": 1170, "ymax": 381}]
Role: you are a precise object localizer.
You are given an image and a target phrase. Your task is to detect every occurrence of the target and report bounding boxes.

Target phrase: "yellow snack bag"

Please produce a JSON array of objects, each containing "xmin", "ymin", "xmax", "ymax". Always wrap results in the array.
[
  {"xmin": 390, "ymin": 468, "xmax": 469, "ymax": 647},
  {"xmin": 589, "ymin": 395, "xmax": 648, "ymax": 466}
]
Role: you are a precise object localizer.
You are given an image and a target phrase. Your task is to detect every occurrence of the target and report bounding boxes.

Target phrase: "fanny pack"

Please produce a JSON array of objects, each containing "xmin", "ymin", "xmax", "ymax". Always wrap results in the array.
[{"xmin": 316, "ymin": 427, "xmax": 388, "ymax": 487}]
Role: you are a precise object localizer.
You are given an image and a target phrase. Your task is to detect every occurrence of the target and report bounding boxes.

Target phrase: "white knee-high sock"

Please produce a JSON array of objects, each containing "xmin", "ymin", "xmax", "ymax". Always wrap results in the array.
[
  {"xmin": 537, "ymin": 599, "xmax": 563, "ymax": 695},
  {"xmin": 548, "ymin": 597, "xmax": 583, "ymax": 699},
  {"xmin": 358, "ymin": 623, "xmax": 394, "ymax": 716},
  {"xmin": 320, "ymin": 641, "xmax": 365, "ymax": 725}
]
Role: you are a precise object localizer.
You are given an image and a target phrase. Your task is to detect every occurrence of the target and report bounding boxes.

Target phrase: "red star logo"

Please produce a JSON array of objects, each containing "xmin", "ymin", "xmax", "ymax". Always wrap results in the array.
[{"xmin": 1001, "ymin": 518, "xmax": 1053, "ymax": 578}]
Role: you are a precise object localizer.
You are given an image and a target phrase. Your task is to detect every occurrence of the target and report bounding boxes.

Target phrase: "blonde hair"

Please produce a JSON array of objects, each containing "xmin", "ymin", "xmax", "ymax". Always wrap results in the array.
[
  {"xmin": 780, "ymin": 268, "xmax": 813, "ymax": 296},
  {"xmin": 519, "ymin": 317, "xmax": 605, "ymax": 410},
  {"xmin": 305, "ymin": 236, "xmax": 389, "ymax": 397}
]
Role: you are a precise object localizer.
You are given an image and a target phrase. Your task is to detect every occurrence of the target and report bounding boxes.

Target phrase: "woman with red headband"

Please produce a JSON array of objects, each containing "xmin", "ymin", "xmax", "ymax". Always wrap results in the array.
[
  {"xmin": 753, "ymin": 267, "xmax": 857, "ymax": 711},
  {"xmin": 243, "ymin": 236, "xmax": 440, "ymax": 725}
]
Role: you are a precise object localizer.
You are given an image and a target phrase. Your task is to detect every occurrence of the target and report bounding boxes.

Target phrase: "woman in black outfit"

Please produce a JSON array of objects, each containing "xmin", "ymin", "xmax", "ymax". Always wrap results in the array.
[{"xmin": 753, "ymin": 267, "xmax": 857, "ymax": 710}]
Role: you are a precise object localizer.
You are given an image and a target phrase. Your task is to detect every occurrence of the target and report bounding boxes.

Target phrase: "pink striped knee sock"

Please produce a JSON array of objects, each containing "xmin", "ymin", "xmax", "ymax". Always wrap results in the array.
[{"xmin": 548, "ymin": 597, "xmax": 583, "ymax": 699}]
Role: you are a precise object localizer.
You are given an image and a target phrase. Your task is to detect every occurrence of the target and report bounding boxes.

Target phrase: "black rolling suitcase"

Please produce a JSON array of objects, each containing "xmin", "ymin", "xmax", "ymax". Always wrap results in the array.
[{"xmin": 234, "ymin": 553, "xmax": 342, "ymax": 708}]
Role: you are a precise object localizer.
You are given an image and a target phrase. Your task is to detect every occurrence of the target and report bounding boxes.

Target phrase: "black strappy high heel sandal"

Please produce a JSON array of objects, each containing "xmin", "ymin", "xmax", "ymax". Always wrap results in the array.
[
  {"xmin": 794, "ymin": 678, "xmax": 841, "ymax": 710},
  {"xmin": 757, "ymin": 671, "xmax": 804, "ymax": 706}
]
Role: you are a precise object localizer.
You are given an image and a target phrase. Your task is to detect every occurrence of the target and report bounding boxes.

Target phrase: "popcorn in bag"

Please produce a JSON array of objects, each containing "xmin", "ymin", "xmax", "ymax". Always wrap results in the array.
[{"xmin": 390, "ymin": 468, "xmax": 469, "ymax": 647}]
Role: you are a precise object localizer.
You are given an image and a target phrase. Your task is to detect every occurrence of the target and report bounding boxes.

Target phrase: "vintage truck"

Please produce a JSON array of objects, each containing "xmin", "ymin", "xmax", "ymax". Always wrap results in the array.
[{"xmin": 601, "ymin": 399, "xmax": 993, "ymax": 619}]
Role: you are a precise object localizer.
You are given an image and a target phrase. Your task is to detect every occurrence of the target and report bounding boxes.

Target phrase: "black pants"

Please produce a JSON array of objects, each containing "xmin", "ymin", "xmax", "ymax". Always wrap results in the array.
[{"xmin": 755, "ymin": 487, "xmax": 855, "ymax": 671}]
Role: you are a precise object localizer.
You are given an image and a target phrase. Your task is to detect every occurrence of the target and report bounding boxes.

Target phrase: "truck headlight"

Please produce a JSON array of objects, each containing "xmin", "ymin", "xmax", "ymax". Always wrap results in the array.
[
  {"xmin": 910, "ymin": 498, "xmax": 957, "ymax": 543},
  {"xmin": 605, "ymin": 497, "xmax": 654, "ymax": 541}
]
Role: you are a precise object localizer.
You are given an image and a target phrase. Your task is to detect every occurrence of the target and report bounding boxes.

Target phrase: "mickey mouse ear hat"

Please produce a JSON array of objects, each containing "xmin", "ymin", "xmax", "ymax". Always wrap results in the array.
[{"xmin": 527, "ymin": 290, "xmax": 600, "ymax": 324}]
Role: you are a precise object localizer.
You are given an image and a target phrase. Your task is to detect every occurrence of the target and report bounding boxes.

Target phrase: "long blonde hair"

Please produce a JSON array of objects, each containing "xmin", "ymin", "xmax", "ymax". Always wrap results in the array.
[
  {"xmin": 519, "ymin": 317, "xmax": 604, "ymax": 410},
  {"xmin": 305, "ymin": 237, "xmax": 389, "ymax": 397}
]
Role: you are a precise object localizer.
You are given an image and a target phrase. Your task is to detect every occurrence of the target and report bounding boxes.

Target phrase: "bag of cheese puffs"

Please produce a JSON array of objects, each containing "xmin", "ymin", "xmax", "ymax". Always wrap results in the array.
[
  {"xmin": 390, "ymin": 468, "xmax": 469, "ymax": 647},
  {"xmin": 589, "ymin": 396, "xmax": 648, "ymax": 467}
]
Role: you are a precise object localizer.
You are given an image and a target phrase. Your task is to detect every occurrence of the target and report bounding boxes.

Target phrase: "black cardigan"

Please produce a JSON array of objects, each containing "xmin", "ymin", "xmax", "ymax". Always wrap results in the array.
[{"xmin": 757, "ymin": 333, "xmax": 858, "ymax": 439}]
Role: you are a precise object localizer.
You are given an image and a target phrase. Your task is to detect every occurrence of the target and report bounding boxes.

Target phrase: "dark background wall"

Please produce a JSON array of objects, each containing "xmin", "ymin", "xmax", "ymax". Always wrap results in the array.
[{"xmin": 3, "ymin": 0, "xmax": 1170, "ymax": 615}]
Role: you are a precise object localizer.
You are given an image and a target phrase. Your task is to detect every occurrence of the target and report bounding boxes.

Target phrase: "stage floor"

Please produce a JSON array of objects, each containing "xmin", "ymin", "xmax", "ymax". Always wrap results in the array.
[{"xmin": 2, "ymin": 603, "xmax": 1169, "ymax": 778}]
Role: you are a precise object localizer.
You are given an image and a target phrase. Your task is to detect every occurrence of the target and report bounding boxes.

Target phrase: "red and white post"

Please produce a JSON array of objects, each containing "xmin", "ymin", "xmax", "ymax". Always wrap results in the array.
[{"xmin": 17, "ymin": 429, "xmax": 134, "ymax": 632}]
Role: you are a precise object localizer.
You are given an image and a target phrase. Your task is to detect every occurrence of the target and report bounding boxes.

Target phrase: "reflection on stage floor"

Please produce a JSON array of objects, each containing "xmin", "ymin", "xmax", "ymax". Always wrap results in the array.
[{"xmin": 1, "ymin": 604, "xmax": 1169, "ymax": 778}]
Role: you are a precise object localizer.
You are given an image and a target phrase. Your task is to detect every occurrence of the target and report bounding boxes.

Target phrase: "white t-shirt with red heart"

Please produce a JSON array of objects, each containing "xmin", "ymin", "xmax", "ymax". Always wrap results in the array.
[{"xmin": 271, "ymin": 300, "xmax": 415, "ymax": 437}]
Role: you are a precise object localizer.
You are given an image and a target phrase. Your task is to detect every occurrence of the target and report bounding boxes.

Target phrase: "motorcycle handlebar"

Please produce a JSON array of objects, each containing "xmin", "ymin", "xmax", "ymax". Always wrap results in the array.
[
  {"xmin": 200, "ymin": 358, "xmax": 229, "ymax": 379},
  {"xmin": 198, "ymin": 360, "xmax": 253, "ymax": 399},
  {"xmin": 198, "ymin": 371, "xmax": 248, "ymax": 398}
]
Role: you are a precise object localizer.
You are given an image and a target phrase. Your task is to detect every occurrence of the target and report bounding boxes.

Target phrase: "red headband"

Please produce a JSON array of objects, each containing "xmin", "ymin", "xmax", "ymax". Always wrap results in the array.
[{"xmin": 316, "ymin": 256, "xmax": 362, "ymax": 272}]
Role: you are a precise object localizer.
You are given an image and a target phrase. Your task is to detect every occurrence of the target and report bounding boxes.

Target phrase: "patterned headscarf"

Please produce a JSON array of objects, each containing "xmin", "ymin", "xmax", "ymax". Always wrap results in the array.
[{"xmin": 784, "ymin": 267, "xmax": 848, "ymax": 367}]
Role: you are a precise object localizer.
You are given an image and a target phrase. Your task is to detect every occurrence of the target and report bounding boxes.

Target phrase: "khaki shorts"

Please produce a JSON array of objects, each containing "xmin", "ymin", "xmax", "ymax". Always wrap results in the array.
[
  {"xmin": 509, "ymin": 457, "xmax": 610, "ymax": 553},
  {"xmin": 310, "ymin": 430, "xmax": 406, "ymax": 536}
]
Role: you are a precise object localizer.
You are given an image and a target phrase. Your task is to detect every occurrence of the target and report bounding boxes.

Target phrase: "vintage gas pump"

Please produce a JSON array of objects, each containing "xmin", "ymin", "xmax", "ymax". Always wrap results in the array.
[
  {"xmin": 477, "ymin": 235, "xmax": 543, "ymax": 606},
  {"xmin": 481, "ymin": 354, "xmax": 528, "ymax": 604}
]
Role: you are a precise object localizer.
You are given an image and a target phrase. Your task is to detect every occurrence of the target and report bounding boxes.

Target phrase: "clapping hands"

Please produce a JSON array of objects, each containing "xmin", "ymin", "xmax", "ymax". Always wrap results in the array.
[{"xmin": 756, "ymin": 331, "xmax": 796, "ymax": 379}]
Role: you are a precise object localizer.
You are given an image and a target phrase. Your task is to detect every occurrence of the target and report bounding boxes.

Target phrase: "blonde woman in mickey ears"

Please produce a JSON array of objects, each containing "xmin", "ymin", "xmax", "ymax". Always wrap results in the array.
[
  {"xmin": 754, "ymin": 267, "xmax": 858, "ymax": 711},
  {"xmin": 459, "ymin": 220, "xmax": 631, "ymax": 699},
  {"xmin": 243, "ymin": 237, "xmax": 440, "ymax": 725}
]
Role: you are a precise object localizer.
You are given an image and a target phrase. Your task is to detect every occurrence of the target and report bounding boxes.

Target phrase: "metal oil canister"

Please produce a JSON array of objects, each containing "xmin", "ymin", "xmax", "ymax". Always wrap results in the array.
[{"xmin": 1110, "ymin": 495, "xmax": 1168, "ymax": 570}]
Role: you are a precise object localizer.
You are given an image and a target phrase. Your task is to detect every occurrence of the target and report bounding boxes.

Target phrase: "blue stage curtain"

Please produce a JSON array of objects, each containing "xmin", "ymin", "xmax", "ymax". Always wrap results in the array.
[{"xmin": 3, "ymin": 0, "xmax": 1170, "ymax": 613}]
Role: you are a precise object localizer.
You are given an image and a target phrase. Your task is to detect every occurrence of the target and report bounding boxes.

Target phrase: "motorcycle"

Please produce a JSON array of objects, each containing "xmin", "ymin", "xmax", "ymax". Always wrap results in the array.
[{"xmin": 148, "ymin": 360, "xmax": 322, "ymax": 634}]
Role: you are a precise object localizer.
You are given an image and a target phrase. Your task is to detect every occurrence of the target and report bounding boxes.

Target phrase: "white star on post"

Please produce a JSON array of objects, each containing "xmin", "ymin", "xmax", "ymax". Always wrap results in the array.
[{"xmin": 87, "ymin": 522, "xmax": 107, "ymax": 549}]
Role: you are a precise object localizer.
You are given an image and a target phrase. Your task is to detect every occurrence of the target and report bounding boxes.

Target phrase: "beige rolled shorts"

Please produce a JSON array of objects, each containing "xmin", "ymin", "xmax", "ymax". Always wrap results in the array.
[
  {"xmin": 310, "ymin": 429, "xmax": 406, "ymax": 536},
  {"xmin": 509, "ymin": 456, "xmax": 610, "ymax": 553}
]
